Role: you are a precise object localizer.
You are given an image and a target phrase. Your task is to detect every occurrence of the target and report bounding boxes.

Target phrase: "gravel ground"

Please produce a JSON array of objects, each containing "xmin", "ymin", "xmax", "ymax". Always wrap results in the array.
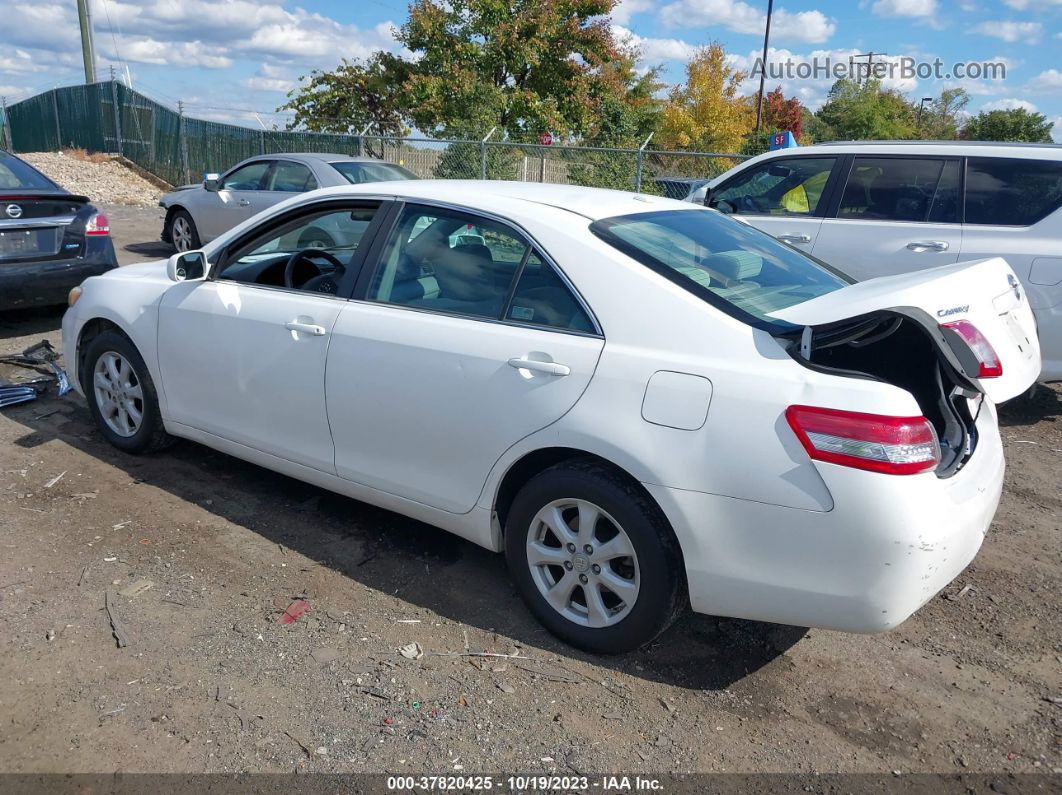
[
  {"xmin": 0, "ymin": 208, "xmax": 1059, "ymax": 780},
  {"xmin": 20, "ymin": 151, "xmax": 164, "ymax": 208}
]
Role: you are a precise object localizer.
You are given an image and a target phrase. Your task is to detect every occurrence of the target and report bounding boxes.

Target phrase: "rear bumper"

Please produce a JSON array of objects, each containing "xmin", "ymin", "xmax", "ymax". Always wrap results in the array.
[
  {"xmin": 649, "ymin": 402, "xmax": 1004, "ymax": 633},
  {"xmin": 0, "ymin": 240, "xmax": 118, "ymax": 309}
]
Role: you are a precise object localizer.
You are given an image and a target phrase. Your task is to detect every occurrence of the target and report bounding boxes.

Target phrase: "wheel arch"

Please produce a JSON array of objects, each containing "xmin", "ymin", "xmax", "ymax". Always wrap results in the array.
[
  {"xmin": 76, "ymin": 317, "xmax": 131, "ymax": 390},
  {"xmin": 162, "ymin": 204, "xmax": 192, "ymax": 244},
  {"xmin": 492, "ymin": 447, "xmax": 675, "ymax": 544}
]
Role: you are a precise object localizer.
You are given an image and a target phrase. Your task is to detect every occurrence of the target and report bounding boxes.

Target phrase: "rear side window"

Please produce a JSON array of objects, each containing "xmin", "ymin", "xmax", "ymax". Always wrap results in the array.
[
  {"xmin": 505, "ymin": 253, "xmax": 594, "ymax": 332},
  {"xmin": 0, "ymin": 155, "xmax": 57, "ymax": 190},
  {"xmin": 710, "ymin": 157, "xmax": 836, "ymax": 217},
  {"xmin": 268, "ymin": 161, "xmax": 316, "ymax": 192},
  {"xmin": 331, "ymin": 161, "xmax": 417, "ymax": 184},
  {"xmin": 837, "ymin": 157, "xmax": 960, "ymax": 224},
  {"xmin": 965, "ymin": 157, "xmax": 1062, "ymax": 226},
  {"xmin": 592, "ymin": 209, "xmax": 849, "ymax": 329}
]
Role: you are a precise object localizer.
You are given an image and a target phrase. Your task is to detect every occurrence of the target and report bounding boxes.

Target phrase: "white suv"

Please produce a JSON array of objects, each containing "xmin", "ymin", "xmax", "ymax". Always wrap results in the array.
[{"xmin": 705, "ymin": 142, "xmax": 1062, "ymax": 382}]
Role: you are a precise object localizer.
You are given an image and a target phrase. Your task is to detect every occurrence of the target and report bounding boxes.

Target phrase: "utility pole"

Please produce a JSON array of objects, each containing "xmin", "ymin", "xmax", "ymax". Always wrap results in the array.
[
  {"xmin": 754, "ymin": 0, "xmax": 774, "ymax": 132},
  {"xmin": 850, "ymin": 52, "xmax": 886, "ymax": 85},
  {"xmin": 76, "ymin": 0, "xmax": 97, "ymax": 84}
]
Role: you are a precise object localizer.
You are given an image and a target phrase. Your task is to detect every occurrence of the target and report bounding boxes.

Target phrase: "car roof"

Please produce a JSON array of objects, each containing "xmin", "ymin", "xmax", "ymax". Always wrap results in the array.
[
  {"xmin": 303, "ymin": 180, "xmax": 697, "ymax": 222},
  {"xmin": 245, "ymin": 153, "xmax": 392, "ymax": 164},
  {"xmin": 758, "ymin": 141, "xmax": 1062, "ymax": 159}
]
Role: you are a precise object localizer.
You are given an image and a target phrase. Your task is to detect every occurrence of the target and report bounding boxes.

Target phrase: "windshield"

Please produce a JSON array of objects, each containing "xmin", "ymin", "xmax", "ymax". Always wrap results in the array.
[
  {"xmin": 590, "ymin": 209, "xmax": 850, "ymax": 328},
  {"xmin": 330, "ymin": 161, "xmax": 417, "ymax": 184},
  {"xmin": 0, "ymin": 155, "xmax": 59, "ymax": 190}
]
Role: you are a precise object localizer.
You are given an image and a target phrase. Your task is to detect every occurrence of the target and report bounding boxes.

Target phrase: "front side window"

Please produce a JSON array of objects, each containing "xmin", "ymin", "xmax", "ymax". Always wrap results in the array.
[
  {"xmin": 591, "ymin": 209, "xmax": 849, "ymax": 328},
  {"xmin": 965, "ymin": 157, "xmax": 1062, "ymax": 226},
  {"xmin": 268, "ymin": 161, "xmax": 317, "ymax": 192},
  {"xmin": 710, "ymin": 157, "xmax": 836, "ymax": 217},
  {"xmin": 330, "ymin": 161, "xmax": 417, "ymax": 184},
  {"xmin": 837, "ymin": 157, "xmax": 960, "ymax": 223},
  {"xmin": 221, "ymin": 161, "xmax": 270, "ymax": 191},
  {"xmin": 218, "ymin": 204, "xmax": 379, "ymax": 292}
]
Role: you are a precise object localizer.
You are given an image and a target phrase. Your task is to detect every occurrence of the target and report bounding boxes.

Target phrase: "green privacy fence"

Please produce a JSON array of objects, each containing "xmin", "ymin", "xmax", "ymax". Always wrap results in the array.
[{"xmin": 5, "ymin": 80, "xmax": 747, "ymax": 196}]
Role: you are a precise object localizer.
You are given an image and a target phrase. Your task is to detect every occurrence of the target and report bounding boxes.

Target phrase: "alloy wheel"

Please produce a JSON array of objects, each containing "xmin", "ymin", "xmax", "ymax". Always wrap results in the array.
[
  {"xmin": 526, "ymin": 498, "xmax": 640, "ymax": 628},
  {"xmin": 172, "ymin": 216, "xmax": 193, "ymax": 252},
  {"xmin": 93, "ymin": 351, "xmax": 144, "ymax": 438}
]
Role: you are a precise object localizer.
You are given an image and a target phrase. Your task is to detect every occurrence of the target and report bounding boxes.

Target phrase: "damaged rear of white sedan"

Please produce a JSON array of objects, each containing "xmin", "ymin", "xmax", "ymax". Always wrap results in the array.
[{"xmin": 61, "ymin": 182, "xmax": 1040, "ymax": 654}]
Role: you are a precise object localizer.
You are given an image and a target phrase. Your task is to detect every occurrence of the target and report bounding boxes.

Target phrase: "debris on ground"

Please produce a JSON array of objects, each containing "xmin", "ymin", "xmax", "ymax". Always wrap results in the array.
[
  {"xmin": 278, "ymin": 599, "xmax": 312, "ymax": 625},
  {"xmin": 399, "ymin": 641, "xmax": 423, "ymax": 660},
  {"xmin": 104, "ymin": 591, "xmax": 131, "ymax": 648},
  {"xmin": 117, "ymin": 579, "xmax": 154, "ymax": 598}
]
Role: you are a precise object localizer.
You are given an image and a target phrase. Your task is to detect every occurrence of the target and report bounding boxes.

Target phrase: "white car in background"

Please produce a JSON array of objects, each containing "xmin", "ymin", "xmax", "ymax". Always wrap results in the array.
[
  {"xmin": 63, "ymin": 181, "xmax": 1039, "ymax": 653},
  {"xmin": 160, "ymin": 153, "xmax": 417, "ymax": 253},
  {"xmin": 704, "ymin": 141, "xmax": 1062, "ymax": 383}
]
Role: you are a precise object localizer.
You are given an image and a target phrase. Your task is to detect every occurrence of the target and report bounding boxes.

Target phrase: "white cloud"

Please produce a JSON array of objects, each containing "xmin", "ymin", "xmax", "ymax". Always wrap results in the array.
[
  {"xmin": 1027, "ymin": 69, "xmax": 1062, "ymax": 92},
  {"xmin": 108, "ymin": 38, "xmax": 233, "ymax": 69},
  {"xmin": 659, "ymin": 0, "xmax": 836, "ymax": 44},
  {"xmin": 969, "ymin": 20, "xmax": 1042, "ymax": 43},
  {"xmin": 872, "ymin": 0, "xmax": 937, "ymax": 18},
  {"xmin": 611, "ymin": 0, "xmax": 654, "ymax": 25},
  {"xmin": 981, "ymin": 98, "xmax": 1038, "ymax": 111},
  {"xmin": 1003, "ymin": 0, "xmax": 1062, "ymax": 9},
  {"xmin": 613, "ymin": 25, "xmax": 698, "ymax": 62}
]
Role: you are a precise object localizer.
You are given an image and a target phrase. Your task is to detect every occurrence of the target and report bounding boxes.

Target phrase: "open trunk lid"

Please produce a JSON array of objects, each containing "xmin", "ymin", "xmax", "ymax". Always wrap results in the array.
[{"xmin": 769, "ymin": 257, "xmax": 1041, "ymax": 403}]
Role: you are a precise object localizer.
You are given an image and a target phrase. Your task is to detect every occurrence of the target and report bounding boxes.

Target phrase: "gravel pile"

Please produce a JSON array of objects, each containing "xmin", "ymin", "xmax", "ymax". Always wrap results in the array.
[{"xmin": 19, "ymin": 151, "xmax": 164, "ymax": 207}]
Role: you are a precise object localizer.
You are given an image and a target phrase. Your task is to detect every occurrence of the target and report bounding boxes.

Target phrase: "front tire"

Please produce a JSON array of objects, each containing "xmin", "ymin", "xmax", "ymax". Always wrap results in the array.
[
  {"xmin": 167, "ymin": 209, "xmax": 200, "ymax": 253},
  {"xmin": 505, "ymin": 461, "xmax": 686, "ymax": 654},
  {"xmin": 82, "ymin": 330, "xmax": 174, "ymax": 454}
]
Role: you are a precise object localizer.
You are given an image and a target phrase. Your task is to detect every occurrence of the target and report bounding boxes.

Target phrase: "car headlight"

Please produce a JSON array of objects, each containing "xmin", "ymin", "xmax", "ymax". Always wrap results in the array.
[{"xmin": 68, "ymin": 285, "xmax": 83, "ymax": 306}]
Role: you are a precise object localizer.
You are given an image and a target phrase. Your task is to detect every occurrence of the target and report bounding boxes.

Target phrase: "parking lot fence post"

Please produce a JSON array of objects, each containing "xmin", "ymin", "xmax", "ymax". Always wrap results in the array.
[
  {"xmin": 177, "ymin": 100, "xmax": 189, "ymax": 184},
  {"xmin": 635, "ymin": 132, "xmax": 653, "ymax": 193},
  {"xmin": 109, "ymin": 79, "xmax": 122, "ymax": 156},
  {"xmin": 0, "ymin": 95, "xmax": 9, "ymax": 152},
  {"xmin": 52, "ymin": 90, "xmax": 62, "ymax": 150},
  {"xmin": 356, "ymin": 123, "xmax": 371, "ymax": 158},
  {"xmin": 480, "ymin": 126, "xmax": 496, "ymax": 180}
]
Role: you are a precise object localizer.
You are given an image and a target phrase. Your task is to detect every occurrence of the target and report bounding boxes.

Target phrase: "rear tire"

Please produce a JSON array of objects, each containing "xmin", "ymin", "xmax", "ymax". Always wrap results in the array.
[
  {"xmin": 505, "ymin": 460, "xmax": 686, "ymax": 654},
  {"xmin": 167, "ymin": 209, "xmax": 200, "ymax": 253},
  {"xmin": 82, "ymin": 330, "xmax": 174, "ymax": 454}
]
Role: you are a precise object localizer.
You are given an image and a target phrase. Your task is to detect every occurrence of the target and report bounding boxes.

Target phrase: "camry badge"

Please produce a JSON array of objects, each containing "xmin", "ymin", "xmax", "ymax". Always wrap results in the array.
[{"xmin": 5, "ymin": 204, "xmax": 23, "ymax": 219}]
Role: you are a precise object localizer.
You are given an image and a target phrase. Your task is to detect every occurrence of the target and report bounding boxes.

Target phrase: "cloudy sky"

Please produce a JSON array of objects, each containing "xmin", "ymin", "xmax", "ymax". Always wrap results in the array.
[{"xmin": 0, "ymin": 0, "xmax": 1059, "ymax": 140}]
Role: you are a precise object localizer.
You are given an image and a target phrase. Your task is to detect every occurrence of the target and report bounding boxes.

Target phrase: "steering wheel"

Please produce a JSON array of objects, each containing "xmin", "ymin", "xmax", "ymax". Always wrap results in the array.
[{"xmin": 283, "ymin": 248, "xmax": 344, "ymax": 291}]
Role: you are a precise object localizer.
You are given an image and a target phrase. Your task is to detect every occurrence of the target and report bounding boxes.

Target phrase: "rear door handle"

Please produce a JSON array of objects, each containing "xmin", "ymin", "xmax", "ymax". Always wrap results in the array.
[
  {"xmin": 285, "ymin": 321, "xmax": 327, "ymax": 336},
  {"xmin": 237, "ymin": 199, "xmax": 252, "ymax": 207},
  {"xmin": 906, "ymin": 240, "xmax": 949, "ymax": 252},
  {"xmin": 777, "ymin": 233, "xmax": 811, "ymax": 244},
  {"xmin": 508, "ymin": 357, "xmax": 570, "ymax": 377}
]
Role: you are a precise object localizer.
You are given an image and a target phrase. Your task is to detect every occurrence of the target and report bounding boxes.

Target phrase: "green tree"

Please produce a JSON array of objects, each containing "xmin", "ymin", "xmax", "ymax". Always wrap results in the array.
[
  {"xmin": 961, "ymin": 107, "xmax": 1054, "ymax": 143},
  {"xmin": 814, "ymin": 79, "xmax": 917, "ymax": 140},
  {"xmin": 917, "ymin": 88, "xmax": 969, "ymax": 140},
  {"xmin": 279, "ymin": 52, "xmax": 410, "ymax": 135}
]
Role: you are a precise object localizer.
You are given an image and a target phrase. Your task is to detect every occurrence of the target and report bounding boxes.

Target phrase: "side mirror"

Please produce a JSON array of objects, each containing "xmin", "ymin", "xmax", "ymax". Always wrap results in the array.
[
  {"xmin": 203, "ymin": 173, "xmax": 221, "ymax": 192},
  {"xmin": 167, "ymin": 250, "xmax": 208, "ymax": 282}
]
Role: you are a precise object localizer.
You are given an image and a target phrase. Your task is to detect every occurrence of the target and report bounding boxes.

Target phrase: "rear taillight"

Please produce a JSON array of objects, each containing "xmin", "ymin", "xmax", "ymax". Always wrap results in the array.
[
  {"xmin": 785, "ymin": 405, "xmax": 940, "ymax": 475},
  {"xmin": 941, "ymin": 319, "xmax": 1002, "ymax": 378},
  {"xmin": 85, "ymin": 213, "xmax": 110, "ymax": 236}
]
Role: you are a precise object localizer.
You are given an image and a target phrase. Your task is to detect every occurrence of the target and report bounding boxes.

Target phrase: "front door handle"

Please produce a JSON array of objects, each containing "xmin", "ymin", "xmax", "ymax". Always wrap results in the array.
[
  {"xmin": 508, "ymin": 357, "xmax": 570, "ymax": 377},
  {"xmin": 285, "ymin": 321, "xmax": 327, "ymax": 336},
  {"xmin": 237, "ymin": 199, "xmax": 252, "ymax": 207},
  {"xmin": 906, "ymin": 240, "xmax": 949, "ymax": 252},
  {"xmin": 777, "ymin": 233, "xmax": 811, "ymax": 244}
]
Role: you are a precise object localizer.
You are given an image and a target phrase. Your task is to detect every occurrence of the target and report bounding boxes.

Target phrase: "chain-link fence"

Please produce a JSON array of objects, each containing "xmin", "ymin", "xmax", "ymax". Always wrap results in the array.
[{"xmin": 4, "ymin": 80, "xmax": 748, "ymax": 196}]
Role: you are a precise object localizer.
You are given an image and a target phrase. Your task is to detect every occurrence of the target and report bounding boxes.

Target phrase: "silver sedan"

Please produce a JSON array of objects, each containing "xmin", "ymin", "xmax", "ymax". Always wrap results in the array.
[{"xmin": 160, "ymin": 153, "xmax": 417, "ymax": 252}]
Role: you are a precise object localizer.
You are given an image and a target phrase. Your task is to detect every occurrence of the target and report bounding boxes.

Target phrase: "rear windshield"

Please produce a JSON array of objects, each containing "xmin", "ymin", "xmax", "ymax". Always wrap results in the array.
[
  {"xmin": 0, "ymin": 155, "xmax": 58, "ymax": 190},
  {"xmin": 330, "ymin": 161, "xmax": 417, "ymax": 184},
  {"xmin": 590, "ymin": 209, "xmax": 850, "ymax": 329}
]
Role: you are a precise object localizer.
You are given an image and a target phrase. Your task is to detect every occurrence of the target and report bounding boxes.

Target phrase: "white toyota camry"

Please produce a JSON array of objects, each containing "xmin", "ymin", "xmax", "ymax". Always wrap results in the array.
[{"xmin": 62, "ymin": 181, "xmax": 1041, "ymax": 653}]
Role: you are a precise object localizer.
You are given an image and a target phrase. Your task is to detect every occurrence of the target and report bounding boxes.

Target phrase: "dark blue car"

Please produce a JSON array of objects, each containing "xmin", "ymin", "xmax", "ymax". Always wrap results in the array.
[{"xmin": 0, "ymin": 150, "xmax": 118, "ymax": 309}]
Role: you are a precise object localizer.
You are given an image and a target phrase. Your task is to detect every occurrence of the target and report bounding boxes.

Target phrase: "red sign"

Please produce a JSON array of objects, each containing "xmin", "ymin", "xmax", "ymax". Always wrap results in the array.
[{"xmin": 539, "ymin": 132, "xmax": 553, "ymax": 146}]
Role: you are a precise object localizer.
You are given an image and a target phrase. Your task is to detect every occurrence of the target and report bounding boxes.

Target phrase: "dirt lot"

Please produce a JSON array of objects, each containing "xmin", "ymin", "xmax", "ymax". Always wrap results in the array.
[{"xmin": 0, "ymin": 207, "xmax": 1060, "ymax": 778}]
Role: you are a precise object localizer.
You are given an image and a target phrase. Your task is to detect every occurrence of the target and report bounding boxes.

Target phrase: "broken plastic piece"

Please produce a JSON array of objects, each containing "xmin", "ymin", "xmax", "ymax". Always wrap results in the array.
[{"xmin": 278, "ymin": 599, "xmax": 312, "ymax": 624}]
